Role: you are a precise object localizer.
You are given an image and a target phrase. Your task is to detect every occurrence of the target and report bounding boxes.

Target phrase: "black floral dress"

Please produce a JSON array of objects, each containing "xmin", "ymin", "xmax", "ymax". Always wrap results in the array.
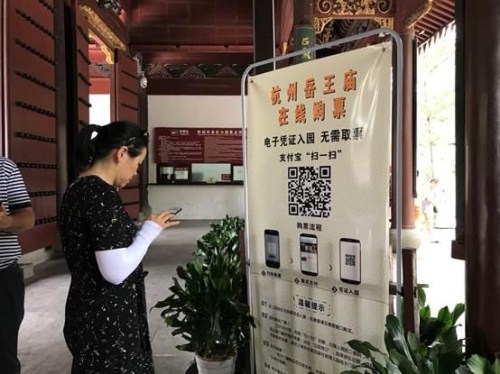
[{"xmin": 59, "ymin": 176, "xmax": 154, "ymax": 374}]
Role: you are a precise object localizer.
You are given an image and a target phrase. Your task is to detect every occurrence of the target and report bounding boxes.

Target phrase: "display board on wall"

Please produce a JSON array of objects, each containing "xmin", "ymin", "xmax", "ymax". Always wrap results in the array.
[
  {"xmin": 154, "ymin": 127, "xmax": 243, "ymax": 164},
  {"xmin": 154, "ymin": 127, "xmax": 243, "ymax": 184},
  {"xmin": 246, "ymin": 43, "xmax": 392, "ymax": 373}
]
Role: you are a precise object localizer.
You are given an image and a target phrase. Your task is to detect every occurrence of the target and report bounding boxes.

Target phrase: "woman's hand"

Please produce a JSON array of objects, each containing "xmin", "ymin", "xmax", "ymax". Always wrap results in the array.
[{"xmin": 147, "ymin": 210, "xmax": 180, "ymax": 230}]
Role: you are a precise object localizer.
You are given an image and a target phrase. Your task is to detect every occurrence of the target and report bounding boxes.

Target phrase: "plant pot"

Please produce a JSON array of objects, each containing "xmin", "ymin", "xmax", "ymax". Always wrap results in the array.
[{"xmin": 195, "ymin": 354, "xmax": 236, "ymax": 374}]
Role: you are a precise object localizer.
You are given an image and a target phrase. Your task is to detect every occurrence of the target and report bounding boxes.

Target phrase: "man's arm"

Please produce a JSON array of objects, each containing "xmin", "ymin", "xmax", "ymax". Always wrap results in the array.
[{"xmin": 0, "ymin": 205, "xmax": 35, "ymax": 233}]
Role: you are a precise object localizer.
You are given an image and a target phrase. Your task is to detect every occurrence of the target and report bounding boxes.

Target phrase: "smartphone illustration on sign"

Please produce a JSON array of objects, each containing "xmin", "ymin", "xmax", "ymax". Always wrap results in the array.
[
  {"xmin": 264, "ymin": 229, "xmax": 280, "ymax": 269},
  {"xmin": 339, "ymin": 238, "xmax": 361, "ymax": 285},
  {"xmin": 300, "ymin": 234, "xmax": 318, "ymax": 276}
]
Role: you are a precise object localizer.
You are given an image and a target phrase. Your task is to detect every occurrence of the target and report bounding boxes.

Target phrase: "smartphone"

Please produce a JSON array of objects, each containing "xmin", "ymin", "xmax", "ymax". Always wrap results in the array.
[
  {"xmin": 339, "ymin": 238, "xmax": 361, "ymax": 285},
  {"xmin": 264, "ymin": 229, "xmax": 280, "ymax": 269},
  {"xmin": 300, "ymin": 233, "xmax": 318, "ymax": 276},
  {"xmin": 167, "ymin": 207, "xmax": 182, "ymax": 215}
]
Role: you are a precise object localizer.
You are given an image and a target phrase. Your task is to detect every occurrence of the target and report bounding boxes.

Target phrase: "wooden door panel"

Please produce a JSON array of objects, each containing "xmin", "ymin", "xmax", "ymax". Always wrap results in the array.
[
  {"xmin": 10, "ymin": 75, "xmax": 56, "ymax": 113},
  {"xmin": 19, "ymin": 170, "xmax": 57, "ymax": 200},
  {"xmin": 10, "ymin": 139, "xmax": 56, "ymax": 164},
  {"xmin": 115, "ymin": 51, "xmax": 140, "ymax": 219},
  {"xmin": 76, "ymin": 6, "xmax": 90, "ymax": 128},
  {"xmin": 10, "ymin": 107, "xmax": 56, "ymax": 138},
  {"xmin": 5, "ymin": 0, "xmax": 57, "ymax": 252}
]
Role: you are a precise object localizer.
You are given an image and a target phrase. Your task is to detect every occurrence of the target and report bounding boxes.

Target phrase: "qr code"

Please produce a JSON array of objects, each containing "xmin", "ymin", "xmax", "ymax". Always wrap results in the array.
[
  {"xmin": 345, "ymin": 254, "xmax": 356, "ymax": 267},
  {"xmin": 288, "ymin": 166, "xmax": 331, "ymax": 217}
]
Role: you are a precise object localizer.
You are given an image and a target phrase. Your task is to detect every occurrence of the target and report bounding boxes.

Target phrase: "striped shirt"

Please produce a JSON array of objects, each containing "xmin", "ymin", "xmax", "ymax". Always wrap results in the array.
[{"xmin": 0, "ymin": 157, "xmax": 32, "ymax": 270}]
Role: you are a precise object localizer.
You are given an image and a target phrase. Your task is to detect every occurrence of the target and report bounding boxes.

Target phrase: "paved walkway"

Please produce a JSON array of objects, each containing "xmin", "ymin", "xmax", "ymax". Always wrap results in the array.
[
  {"xmin": 416, "ymin": 227, "xmax": 465, "ymax": 338},
  {"xmin": 19, "ymin": 220, "xmax": 213, "ymax": 374}
]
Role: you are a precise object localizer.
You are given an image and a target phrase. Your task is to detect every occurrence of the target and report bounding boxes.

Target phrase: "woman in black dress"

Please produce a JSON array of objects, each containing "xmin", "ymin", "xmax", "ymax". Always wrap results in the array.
[{"xmin": 59, "ymin": 121, "xmax": 179, "ymax": 373}]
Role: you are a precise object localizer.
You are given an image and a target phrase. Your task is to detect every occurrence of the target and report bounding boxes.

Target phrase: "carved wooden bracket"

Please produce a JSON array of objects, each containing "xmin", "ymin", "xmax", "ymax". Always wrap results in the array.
[{"xmin": 79, "ymin": 5, "xmax": 126, "ymax": 53}]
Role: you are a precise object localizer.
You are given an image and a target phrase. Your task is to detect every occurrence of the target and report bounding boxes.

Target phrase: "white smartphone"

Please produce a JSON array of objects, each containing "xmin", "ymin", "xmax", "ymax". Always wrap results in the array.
[
  {"xmin": 167, "ymin": 207, "xmax": 182, "ymax": 215},
  {"xmin": 300, "ymin": 233, "xmax": 318, "ymax": 276},
  {"xmin": 339, "ymin": 238, "xmax": 361, "ymax": 285},
  {"xmin": 264, "ymin": 229, "xmax": 280, "ymax": 269}
]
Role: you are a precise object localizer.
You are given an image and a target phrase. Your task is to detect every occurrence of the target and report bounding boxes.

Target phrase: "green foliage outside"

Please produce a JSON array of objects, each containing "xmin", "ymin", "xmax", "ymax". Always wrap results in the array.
[{"xmin": 341, "ymin": 288, "xmax": 499, "ymax": 374}]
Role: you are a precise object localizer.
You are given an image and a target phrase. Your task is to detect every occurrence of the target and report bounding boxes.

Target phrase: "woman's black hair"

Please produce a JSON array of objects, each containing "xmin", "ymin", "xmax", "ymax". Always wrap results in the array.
[{"xmin": 74, "ymin": 121, "xmax": 149, "ymax": 172}]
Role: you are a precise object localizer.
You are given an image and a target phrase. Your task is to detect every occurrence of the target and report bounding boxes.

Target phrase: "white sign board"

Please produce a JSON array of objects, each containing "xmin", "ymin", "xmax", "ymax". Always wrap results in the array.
[{"xmin": 246, "ymin": 42, "xmax": 392, "ymax": 373}]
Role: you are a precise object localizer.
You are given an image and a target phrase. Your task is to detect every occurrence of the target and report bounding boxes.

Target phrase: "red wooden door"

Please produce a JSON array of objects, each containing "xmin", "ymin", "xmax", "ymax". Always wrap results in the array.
[{"xmin": 4, "ymin": 0, "xmax": 58, "ymax": 252}]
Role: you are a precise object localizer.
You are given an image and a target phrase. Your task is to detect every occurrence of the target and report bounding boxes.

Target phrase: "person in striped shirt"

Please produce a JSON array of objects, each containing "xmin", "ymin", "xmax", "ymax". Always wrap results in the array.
[{"xmin": 0, "ymin": 157, "xmax": 35, "ymax": 374}]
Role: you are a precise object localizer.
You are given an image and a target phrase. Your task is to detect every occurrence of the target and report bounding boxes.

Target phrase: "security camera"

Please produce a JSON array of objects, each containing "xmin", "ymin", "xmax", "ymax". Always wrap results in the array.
[{"xmin": 140, "ymin": 75, "xmax": 148, "ymax": 89}]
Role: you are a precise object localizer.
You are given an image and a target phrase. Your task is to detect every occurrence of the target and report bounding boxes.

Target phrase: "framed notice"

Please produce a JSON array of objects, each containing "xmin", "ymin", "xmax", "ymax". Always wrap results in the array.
[
  {"xmin": 154, "ymin": 127, "xmax": 244, "ymax": 185},
  {"xmin": 154, "ymin": 127, "xmax": 243, "ymax": 164}
]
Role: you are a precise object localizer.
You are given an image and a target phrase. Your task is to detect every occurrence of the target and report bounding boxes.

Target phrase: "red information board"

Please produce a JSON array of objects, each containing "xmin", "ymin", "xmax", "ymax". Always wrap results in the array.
[{"xmin": 154, "ymin": 127, "xmax": 243, "ymax": 164}]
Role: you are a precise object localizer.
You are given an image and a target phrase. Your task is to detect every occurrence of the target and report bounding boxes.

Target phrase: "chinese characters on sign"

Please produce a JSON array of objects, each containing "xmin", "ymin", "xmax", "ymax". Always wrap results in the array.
[
  {"xmin": 270, "ymin": 70, "xmax": 358, "ymax": 127},
  {"xmin": 260, "ymin": 298, "xmax": 363, "ymax": 371},
  {"xmin": 154, "ymin": 127, "xmax": 243, "ymax": 164}
]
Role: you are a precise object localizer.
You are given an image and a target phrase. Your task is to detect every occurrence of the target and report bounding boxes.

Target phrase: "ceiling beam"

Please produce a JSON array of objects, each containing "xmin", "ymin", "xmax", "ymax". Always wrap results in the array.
[
  {"xmin": 131, "ymin": 44, "xmax": 254, "ymax": 65},
  {"xmin": 130, "ymin": 44, "xmax": 254, "ymax": 53},
  {"xmin": 136, "ymin": 52, "xmax": 253, "ymax": 65}
]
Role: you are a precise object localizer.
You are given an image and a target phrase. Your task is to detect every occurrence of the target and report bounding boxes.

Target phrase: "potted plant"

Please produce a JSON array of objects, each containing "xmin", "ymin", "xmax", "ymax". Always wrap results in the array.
[
  {"xmin": 154, "ymin": 216, "xmax": 254, "ymax": 374},
  {"xmin": 341, "ymin": 288, "xmax": 500, "ymax": 373}
]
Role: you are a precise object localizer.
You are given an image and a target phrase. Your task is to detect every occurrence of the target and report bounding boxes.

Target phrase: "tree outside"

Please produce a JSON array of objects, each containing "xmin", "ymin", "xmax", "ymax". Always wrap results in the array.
[
  {"xmin": 417, "ymin": 27, "xmax": 456, "ymax": 232},
  {"xmin": 416, "ymin": 26, "xmax": 465, "ymax": 340}
]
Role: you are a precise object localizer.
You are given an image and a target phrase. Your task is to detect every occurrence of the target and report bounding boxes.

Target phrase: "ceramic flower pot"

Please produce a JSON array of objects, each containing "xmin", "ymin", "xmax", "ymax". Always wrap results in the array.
[{"xmin": 194, "ymin": 354, "xmax": 236, "ymax": 374}]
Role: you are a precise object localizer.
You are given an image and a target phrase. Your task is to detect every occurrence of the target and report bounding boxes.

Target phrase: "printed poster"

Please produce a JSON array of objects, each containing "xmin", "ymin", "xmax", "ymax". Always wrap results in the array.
[{"xmin": 246, "ymin": 42, "xmax": 392, "ymax": 373}]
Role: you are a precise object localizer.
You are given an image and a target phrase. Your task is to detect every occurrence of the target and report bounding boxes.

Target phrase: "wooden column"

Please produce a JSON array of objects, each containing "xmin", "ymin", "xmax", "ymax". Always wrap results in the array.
[
  {"xmin": 463, "ymin": 0, "xmax": 500, "ymax": 357},
  {"xmin": 391, "ymin": 28, "xmax": 416, "ymax": 231},
  {"xmin": 293, "ymin": 0, "xmax": 315, "ymax": 64},
  {"xmin": 253, "ymin": 0, "xmax": 275, "ymax": 74}
]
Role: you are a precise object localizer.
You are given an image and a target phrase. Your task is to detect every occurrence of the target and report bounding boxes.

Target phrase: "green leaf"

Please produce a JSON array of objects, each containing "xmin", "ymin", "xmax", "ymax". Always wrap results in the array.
[
  {"xmin": 436, "ymin": 306, "xmax": 451, "ymax": 324},
  {"xmin": 435, "ymin": 349, "xmax": 463, "ymax": 373},
  {"xmin": 455, "ymin": 365, "xmax": 470, "ymax": 374},
  {"xmin": 406, "ymin": 332, "xmax": 420, "ymax": 364},
  {"xmin": 387, "ymin": 348, "xmax": 418, "ymax": 374},
  {"xmin": 468, "ymin": 354, "xmax": 494, "ymax": 374},
  {"xmin": 176, "ymin": 343, "xmax": 194, "ymax": 352},
  {"xmin": 417, "ymin": 286, "xmax": 427, "ymax": 309},
  {"xmin": 176, "ymin": 266, "xmax": 190, "ymax": 280},
  {"xmin": 420, "ymin": 305, "xmax": 431, "ymax": 321},
  {"xmin": 384, "ymin": 358, "xmax": 402, "ymax": 374},
  {"xmin": 373, "ymin": 359, "xmax": 389, "ymax": 374},
  {"xmin": 347, "ymin": 339, "xmax": 377, "ymax": 358},
  {"xmin": 450, "ymin": 303, "xmax": 465, "ymax": 326},
  {"xmin": 493, "ymin": 359, "xmax": 500, "ymax": 374},
  {"xmin": 384, "ymin": 315, "xmax": 415, "ymax": 365},
  {"xmin": 420, "ymin": 317, "xmax": 446, "ymax": 345}
]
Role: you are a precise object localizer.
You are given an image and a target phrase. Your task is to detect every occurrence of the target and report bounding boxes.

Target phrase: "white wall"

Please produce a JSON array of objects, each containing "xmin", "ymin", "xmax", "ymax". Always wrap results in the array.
[
  {"xmin": 89, "ymin": 94, "xmax": 111, "ymax": 125},
  {"xmin": 147, "ymin": 95, "xmax": 245, "ymax": 219}
]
